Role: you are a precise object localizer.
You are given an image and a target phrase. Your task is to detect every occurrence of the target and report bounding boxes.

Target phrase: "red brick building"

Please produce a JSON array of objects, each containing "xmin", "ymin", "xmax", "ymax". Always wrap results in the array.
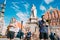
[
  {"xmin": 44, "ymin": 7, "xmax": 60, "ymax": 26},
  {"xmin": 44, "ymin": 7, "xmax": 60, "ymax": 36}
]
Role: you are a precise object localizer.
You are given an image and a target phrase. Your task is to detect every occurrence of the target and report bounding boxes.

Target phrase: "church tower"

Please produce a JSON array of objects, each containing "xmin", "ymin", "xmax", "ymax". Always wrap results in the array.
[{"xmin": 0, "ymin": 0, "xmax": 6, "ymax": 35}]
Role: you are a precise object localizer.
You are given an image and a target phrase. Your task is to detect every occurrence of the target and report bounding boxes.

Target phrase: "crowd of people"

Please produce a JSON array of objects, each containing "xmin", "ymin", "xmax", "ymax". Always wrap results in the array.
[
  {"xmin": 5, "ymin": 15, "xmax": 60, "ymax": 40},
  {"xmin": 5, "ymin": 18, "xmax": 32, "ymax": 40}
]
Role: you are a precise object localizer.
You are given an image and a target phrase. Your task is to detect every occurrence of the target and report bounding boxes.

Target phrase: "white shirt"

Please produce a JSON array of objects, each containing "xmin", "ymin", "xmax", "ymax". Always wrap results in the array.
[
  {"xmin": 9, "ymin": 27, "xmax": 15, "ymax": 32},
  {"xmin": 14, "ymin": 28, "xmax": 19, "ymax": 32}
]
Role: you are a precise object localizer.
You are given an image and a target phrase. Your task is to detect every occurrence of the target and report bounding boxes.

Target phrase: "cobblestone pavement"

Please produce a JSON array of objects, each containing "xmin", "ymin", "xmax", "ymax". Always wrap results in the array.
[
  {"xmin": 0, "ymin": 38, "xmax": 21, "ymax": 40},
  {"xmin": 0, "ymin": 38, "xmax": 50, "ymax": 40}
]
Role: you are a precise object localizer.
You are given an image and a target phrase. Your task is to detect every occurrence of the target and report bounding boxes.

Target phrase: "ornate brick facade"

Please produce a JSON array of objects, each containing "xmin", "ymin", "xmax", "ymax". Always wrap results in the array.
[
  {"xmin": 44, "ymin": 7, "xmax": 60, "ymax": 36},
  {"xmin": 44, "ymin": 7, "xmax": 60, "ymax": 26}
]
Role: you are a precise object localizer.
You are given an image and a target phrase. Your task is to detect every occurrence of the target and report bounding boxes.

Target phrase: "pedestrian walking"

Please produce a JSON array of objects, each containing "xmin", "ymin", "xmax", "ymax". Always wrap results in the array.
[
  {"xmin": 6, "ymin": 25, "xmax": 15, "ymax": 40},
  {"xmin": 38, "ymin": 15, "xmax": 48, "ymax": 40}
]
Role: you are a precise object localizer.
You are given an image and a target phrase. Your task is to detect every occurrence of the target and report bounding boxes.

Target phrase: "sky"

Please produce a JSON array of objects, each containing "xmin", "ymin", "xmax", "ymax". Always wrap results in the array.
[{"xmin": 0, "ymin": 0, "xmax": 60, "ymax": 26}]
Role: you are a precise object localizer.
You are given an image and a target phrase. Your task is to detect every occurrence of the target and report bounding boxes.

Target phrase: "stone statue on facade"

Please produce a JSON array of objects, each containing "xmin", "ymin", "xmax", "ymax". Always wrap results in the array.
[{"xmin": 31, "ymin": 4, "xmax": 37, "ymax": 18}]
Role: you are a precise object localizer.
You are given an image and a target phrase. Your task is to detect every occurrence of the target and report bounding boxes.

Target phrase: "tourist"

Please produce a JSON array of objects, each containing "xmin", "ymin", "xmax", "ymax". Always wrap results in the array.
[
  {"xmin": 49, "ymin": 32, "xmax": 54, "ymax": 40},
  {"xmin": 25, "ymin": 27, "xmax": 31, "ymax": 40},
  {"xmin": 26, "ymin": 31, "xmax": 31, "ymax": 40},
  {"xmin": 6, "ymin": 17, "xmax": 20, "ymax": 40},
  {"xmin": 16, "ymin": 29, "xmax": 24, "ymax": 39},
  {"xmin": 6, "ymin": 24, "xmax": 16, "ymax": 40},
  {"xmin": 38, "ymin": 15, "xmax": 48, "ymax": 40}
]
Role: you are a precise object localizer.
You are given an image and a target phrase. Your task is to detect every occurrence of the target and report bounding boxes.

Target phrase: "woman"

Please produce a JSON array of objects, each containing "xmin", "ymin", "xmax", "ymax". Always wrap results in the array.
[{"xmin": 6, "ymin": 25, "xmax": 15, "ymax": 40}]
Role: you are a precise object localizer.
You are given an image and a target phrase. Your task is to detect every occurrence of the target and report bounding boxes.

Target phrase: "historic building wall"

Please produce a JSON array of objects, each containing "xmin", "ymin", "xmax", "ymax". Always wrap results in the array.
[
  {"xmin": 44, "ymin": 7, "xmax": 60, "ymax": 36},
  {"xmin": 44, "ymin": 9, "xmax": 60, "ymax": 26}
]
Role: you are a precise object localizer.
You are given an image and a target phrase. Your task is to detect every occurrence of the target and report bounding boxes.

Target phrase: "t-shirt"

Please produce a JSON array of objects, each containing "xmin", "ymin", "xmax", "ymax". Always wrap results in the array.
[
  {"xmin": 9, "ymin": 27, "xmax": 15, "ymax": 32},
  {"xmin": 43, "ymin": 26, "xmax": 48, "ymax": 33},
  {"xmin": 39, "ymin": 20, "xmax": 45, "ymax": 32},
  {"xmin": 39, "ymin": 20, "xmax": 48, "ymax": 33},
  {"xmin": 9, "ymin": 27, "xmax": 19, "ymax": 32},
  {"xmin": 39, "ymin": 20, "xmax": 45, "ymax": 28}
]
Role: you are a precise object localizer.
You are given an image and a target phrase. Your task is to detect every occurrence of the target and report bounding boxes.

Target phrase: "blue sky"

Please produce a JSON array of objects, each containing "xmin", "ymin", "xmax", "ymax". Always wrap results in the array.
[{"xmin": 0, "ymin": 0, "xmax": 60, "ymax": 26}]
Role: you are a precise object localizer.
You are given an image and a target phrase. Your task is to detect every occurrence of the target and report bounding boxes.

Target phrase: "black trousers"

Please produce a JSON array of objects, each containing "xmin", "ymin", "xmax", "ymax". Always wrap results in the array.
[
  {"xmin": 7, "ymin": 31, "xmax": 15, "ymax": 39},
  {"xmin": 39, "ymin": 32, "xmax": 48, "ymax": 39}
]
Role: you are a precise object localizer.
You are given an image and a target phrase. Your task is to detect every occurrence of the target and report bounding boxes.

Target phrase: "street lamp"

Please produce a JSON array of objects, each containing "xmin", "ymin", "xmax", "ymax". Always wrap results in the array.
[{"xmin": 21, "ymin": 21, "xmax": 23, "ymax": 30}]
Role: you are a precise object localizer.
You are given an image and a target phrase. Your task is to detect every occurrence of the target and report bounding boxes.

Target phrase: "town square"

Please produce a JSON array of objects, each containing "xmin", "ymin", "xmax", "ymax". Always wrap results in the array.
[{"xmin": 0, "ymin": 0, "xmax": 60, "ymax": 40}]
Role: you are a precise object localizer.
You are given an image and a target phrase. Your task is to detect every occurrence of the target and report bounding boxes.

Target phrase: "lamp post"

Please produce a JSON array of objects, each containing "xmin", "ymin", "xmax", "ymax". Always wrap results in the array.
[
  {"xmin": 21, "ymin": 21, "xmax": 23, "ymax": 31},
  {"xmin": 20, "ymin": 21, "xmax": 23, "ymax": 39}
]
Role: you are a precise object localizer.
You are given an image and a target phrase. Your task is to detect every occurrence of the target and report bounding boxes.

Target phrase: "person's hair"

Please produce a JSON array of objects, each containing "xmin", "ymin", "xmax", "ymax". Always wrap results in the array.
[
  {"xmin": 46, "ymin": 25, "xmax": 48, "ymax": 27},
  {"xmin": 54, "ymin": 33, "xmax": 56, "ymax": 35},
  {"xmin": 7, "ymin": 25, "xmax": 10, "ymax": 31},
  {"xmin": 7, "ymin": 25, "xmax": 13, "ymax": 31},
  {"xmin": 41, "ymin": 15, "xmax": 44, "ymax": 18}
]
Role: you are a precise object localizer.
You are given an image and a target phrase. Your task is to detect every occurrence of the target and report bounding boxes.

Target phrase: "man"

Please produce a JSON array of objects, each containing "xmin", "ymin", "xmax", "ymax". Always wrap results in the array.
[
  {"xmin": 6, "ymin": 18, "xmax": 20, "ymax": 40},
  {"xmin": 38, "ymin": 15, "xmax": 48, "ymax": 40}
]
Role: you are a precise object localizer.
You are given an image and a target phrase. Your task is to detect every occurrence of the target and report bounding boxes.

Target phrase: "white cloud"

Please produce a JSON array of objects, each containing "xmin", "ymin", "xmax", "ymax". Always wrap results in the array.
[
  {"xmin": 11, "ymin": 2, "xmax": 30, "ymax": 25},
  {"xmin": 11, "ymin": 2, "xmax": 21, "ymax": 12},
  {"xmin": 21, "ymin": 1, "xmax": 29, "ymax": 9},
  {"xmin": 11, "ymin": 6, "xmax": 20, "ymax": 12},
  {"xmin": 16, "ymin": 12, "xmax": 29, "ymax": 25},
  {"xmin": 12, "ymin": 2, "xmax": 20, "ymax": 9},
  {"xmin": 40, "ymin": 5, "xmax": 46, "ymax": 11},
  {"xmin": 11, "ymin": 2, "xmax": 30, "ymax": 13},
  {"xmin": 23, "ymin": 3, "xmax": 29, "ymax": 10},
  {"xmin": 44, "ymin": 0, "xmax": 54, "ymax": 4}
]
